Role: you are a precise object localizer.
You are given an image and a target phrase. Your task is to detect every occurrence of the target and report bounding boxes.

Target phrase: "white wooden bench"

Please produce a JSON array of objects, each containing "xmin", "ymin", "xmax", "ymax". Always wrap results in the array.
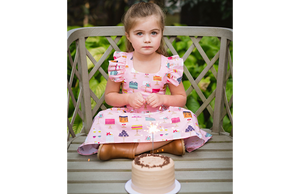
[{"xmin": 67, "ymin": 26, "xmax": 233, "ymax": 194}]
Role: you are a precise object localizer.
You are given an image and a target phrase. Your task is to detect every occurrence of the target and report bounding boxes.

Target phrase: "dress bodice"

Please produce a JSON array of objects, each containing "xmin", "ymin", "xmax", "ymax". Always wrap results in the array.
[{"xmin": 108, "ymin": 52, "xmax": 184, "ymax": 113}]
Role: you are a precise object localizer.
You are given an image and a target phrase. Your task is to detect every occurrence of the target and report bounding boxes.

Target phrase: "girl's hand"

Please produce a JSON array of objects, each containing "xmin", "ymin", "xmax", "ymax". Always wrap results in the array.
[
  {"xmin": 146, "ymin": 93, "xmax": 165, "ymax": 108},
  {"xmin": 127, "ymin": 92, "xmax": 145, "ymax": 109}
]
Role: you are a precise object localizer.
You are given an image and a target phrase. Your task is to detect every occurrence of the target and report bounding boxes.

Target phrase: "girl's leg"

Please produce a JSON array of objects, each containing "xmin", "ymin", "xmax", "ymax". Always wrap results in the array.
[
  {"xmin": 98, "ymin": 140, "xmax": 185, "ymax": 161},
  {"xmin": 135, "ymin": 141, "xmax": 171, "ymax": 155}
]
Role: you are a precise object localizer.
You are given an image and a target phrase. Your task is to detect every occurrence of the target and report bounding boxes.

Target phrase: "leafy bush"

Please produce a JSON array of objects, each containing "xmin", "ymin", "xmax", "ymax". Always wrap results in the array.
[{"xmin": 67, "ymin": 25, "xmax": 233, "ymax": 134}]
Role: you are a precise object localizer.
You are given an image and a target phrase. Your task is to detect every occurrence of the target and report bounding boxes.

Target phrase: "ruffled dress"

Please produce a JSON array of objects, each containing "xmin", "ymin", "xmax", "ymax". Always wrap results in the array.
[{"xmin": 77, "ymin": 51, "xmax": 212, "ymax": 155}]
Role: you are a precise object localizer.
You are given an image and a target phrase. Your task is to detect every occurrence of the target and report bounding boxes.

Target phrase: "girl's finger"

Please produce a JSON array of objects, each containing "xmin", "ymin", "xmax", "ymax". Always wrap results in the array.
[{"xmin": 150, "ymin": 100, "xmax": 157, "ymax": 107}]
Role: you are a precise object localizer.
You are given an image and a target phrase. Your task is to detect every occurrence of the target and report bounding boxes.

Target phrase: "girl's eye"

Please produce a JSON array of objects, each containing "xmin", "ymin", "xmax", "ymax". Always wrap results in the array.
[
  {"xmin": 151, "ymin": 32, "xmax": 158, "ymax": 35},
  {"xmin": 137, "ymin": 32, "xmax": 143, "ymax": 36}
]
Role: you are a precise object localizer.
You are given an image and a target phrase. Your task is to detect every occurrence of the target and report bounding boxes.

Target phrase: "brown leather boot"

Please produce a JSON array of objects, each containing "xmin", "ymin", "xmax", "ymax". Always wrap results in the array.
[
  {"xmin": 150, "ymin": 139, "xmax": 185, "ymax": 156},
  {"xmin": 97, "ymin": 143, "xmax": 138, "ymax": 161}
]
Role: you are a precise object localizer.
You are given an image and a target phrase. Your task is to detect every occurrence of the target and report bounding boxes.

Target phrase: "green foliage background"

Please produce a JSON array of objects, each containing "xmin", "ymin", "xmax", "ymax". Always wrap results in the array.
[{"xmin": 67, "ymin": 24, "xmax": 233, "ymax": 135}]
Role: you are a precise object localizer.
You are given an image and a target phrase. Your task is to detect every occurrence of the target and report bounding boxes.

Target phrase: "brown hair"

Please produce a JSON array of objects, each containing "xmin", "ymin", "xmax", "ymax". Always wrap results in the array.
[{"xmin": 122, "ymin": 2, "xmax": 168, "ymax": 56}]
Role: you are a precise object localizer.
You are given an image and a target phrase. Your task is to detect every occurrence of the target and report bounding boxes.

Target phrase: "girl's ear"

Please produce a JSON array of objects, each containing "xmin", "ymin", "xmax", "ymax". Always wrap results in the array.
[{"xmin": 125, "ymin": 32, "xmax": 130, "ymax": 42}]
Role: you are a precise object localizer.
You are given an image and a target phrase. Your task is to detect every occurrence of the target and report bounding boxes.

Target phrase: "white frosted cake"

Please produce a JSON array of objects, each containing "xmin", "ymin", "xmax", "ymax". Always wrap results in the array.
[{"xmin": 131, "ymin": 154, "xmax": 175, "ymax": 194}]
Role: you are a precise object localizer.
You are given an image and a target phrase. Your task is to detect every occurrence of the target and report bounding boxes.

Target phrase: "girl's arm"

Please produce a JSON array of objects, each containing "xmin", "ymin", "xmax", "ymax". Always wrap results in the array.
[
  {"xmin": 104, "ymin": 79, "xmax": 125, "ymax": 106},
  {"xmin": 165, "ymin": 82, "xmax": 187, "ymax": 107}
]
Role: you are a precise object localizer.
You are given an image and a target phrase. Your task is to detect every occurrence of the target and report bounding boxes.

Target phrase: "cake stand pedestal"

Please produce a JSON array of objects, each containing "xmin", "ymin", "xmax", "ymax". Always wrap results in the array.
[{"xmin": 125, "ymin": 179, "xmax": 181, "ymax": 194}]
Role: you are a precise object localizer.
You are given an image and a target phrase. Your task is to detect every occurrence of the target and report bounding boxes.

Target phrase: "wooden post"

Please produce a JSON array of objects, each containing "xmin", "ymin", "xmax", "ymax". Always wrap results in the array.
[
  {"xmin": 212, "ymin": 37, "xmax": 229, "ymax": 133},
  {"xmin": 77, "ymin": 37, "xmax": 93, "ymax": 134}
]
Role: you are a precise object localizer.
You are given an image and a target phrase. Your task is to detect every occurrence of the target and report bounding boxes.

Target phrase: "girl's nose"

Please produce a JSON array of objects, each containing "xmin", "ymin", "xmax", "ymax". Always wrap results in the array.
[{"xmin": 144, "ymin": 34, "xmax": 151, "ymax": 43}]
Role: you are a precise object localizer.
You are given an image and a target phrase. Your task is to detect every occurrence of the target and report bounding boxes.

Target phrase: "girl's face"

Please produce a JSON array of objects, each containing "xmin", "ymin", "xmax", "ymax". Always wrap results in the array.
[{"xmin": 126, "ymin": 15, "xmax": 162, "ymax": 56}]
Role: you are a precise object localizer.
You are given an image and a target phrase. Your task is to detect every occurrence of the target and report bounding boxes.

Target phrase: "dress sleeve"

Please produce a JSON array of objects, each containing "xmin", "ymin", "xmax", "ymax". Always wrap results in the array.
[
  {"xmin": 108, "ymin": 51, "xmax": 127, "ymax": 82},
  {"xmin": 166, "ymin": 55, "xmax": 184, "ymax": 86}
]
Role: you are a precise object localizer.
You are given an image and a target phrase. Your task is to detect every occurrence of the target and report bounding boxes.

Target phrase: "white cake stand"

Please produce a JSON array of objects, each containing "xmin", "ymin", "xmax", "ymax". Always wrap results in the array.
[{"xmin": 125, "ymin": 179, "xmax": 181, "ymax": 194}]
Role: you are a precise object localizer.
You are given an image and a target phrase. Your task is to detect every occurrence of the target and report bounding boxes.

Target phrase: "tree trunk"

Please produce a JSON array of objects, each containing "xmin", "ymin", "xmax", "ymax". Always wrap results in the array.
[{"xmin": 83, "ymin": 2, "xmax": 89, "ymax": 26}]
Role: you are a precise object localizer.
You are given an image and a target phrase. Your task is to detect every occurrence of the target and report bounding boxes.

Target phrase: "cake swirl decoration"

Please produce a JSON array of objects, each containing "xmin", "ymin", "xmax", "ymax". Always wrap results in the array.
[{"xmin": 134, "ymin": 153, "xmax": 170, "ymax": 168}]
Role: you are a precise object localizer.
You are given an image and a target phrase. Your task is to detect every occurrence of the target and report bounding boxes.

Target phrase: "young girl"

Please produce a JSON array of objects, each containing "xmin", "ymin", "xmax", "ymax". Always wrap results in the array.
[{"xmin": 77, "ymin": 2, "xmax": 212, "ymax": 160}]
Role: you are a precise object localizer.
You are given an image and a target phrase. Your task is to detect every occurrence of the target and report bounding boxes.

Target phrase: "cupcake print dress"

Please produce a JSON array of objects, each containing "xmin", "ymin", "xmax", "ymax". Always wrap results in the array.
[{"xmin": 77, "ymin": 51, "xmax": 212, "ymax": 155}]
